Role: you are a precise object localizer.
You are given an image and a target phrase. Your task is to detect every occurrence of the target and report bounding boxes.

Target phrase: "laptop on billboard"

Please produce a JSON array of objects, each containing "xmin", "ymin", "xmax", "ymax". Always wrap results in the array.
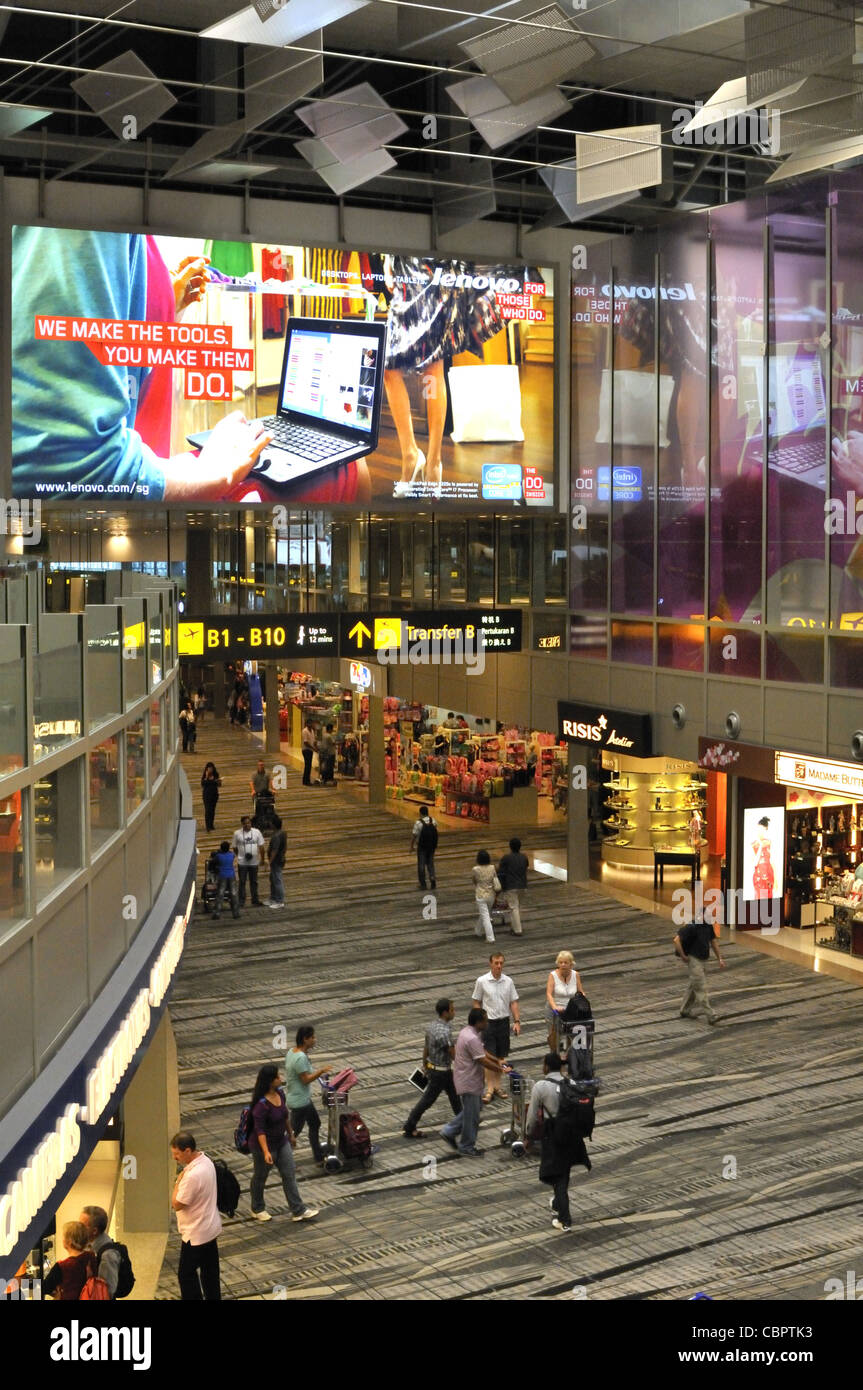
[{"xmin": 189, "ymin": 316, "xmax": 387, "ymax": 487}]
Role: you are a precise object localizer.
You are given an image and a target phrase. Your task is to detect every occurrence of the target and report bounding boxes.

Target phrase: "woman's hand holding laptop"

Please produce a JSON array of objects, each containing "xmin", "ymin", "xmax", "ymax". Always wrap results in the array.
[{"xmin": 162, "ymin": 411, "xmax": 272, "ymax": 501}]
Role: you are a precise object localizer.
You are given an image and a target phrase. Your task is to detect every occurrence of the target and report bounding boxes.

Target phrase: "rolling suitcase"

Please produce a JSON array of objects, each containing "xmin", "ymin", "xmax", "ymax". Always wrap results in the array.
[
  {"xmin": 339, "ymin": 1112, "xmax": 372, "ymax": 1161},
  {"xmin": 490, "ymin": 892, "xmax": 512, "ymax": 930}
]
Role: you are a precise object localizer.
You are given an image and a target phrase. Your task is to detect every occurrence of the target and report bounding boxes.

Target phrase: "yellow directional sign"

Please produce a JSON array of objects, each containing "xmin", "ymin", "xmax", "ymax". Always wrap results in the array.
[
  {"xmin": 178, "ymin": 622, "xmax": 205, "ymax": 657},
  {"xmin": 374, "ymin": 618, "xmax": 402, "ymax": 650},
  {"xmin": 348, "ymin": 620, "xmax": 372, "ymax": 649}
]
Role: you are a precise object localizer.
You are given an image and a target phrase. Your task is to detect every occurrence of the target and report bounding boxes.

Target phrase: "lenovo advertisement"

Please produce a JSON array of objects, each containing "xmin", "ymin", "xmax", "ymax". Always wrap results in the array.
[{"xmin": 11, "ymin": 227, "xmax": 555, "ymax": 510}]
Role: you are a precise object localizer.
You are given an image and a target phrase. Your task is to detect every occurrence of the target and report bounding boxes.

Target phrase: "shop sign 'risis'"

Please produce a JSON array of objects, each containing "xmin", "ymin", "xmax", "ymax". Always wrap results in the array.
[{"xmin": 558, "ymin": 701, "xmax": 652, "ymax": 758}]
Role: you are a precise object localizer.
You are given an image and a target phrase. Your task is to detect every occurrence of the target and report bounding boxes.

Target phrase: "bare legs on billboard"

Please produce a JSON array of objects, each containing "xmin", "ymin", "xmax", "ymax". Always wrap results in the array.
[{"xmin": 385, "ymin": 358, "xmax": 446, "ymax": 498}]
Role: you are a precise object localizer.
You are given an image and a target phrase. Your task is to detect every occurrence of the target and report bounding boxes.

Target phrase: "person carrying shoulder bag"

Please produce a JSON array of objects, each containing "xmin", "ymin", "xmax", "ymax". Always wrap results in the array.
[{"xmin": 472, "ymin": 849, "xmax": 500, "ymax": 944}]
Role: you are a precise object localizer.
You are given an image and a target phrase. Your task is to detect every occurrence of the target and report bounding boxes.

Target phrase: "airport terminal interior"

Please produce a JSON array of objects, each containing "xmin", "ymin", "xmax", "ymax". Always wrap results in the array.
[{"xmin": 3, "ymin": 0, "xmax": 863, "ymax": 1327}]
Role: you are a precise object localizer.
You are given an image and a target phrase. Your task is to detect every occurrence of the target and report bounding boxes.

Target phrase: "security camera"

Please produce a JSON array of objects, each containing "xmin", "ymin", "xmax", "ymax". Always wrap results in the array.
[
  {"xmin": 852, "ymin": 731, "xmax": 863, "ymax": 761},
  {"xmin": 671, "ymin": 703, "xmax": 686, "ymax": 729},
  {"xmin": 725, "ymin": 712, "xmax": 741, "ymax": 739}
]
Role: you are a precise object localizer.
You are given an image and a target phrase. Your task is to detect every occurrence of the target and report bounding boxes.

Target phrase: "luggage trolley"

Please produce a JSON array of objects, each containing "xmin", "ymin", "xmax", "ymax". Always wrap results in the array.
[
  {"xmin": 319, "ymin": 1068, "xmax": 374, "ymax": 1174},
  {"xmin": 321, "ymin": 1087, "xmax": 350, "ymax": 1173},
  {"xmin": 500, "ymin": 1070, "xmax": 531, "ymax": 1157},
  {"xmin": 559, "ymin": 1017, "xmax": 595, "ymax": 1067}
]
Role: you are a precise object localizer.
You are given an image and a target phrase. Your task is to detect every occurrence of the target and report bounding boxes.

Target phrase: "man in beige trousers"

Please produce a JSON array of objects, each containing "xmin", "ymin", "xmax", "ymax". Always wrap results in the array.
[{"xmin": 673, "ymin": 916, "xmax": 726, "ymax": 1024}]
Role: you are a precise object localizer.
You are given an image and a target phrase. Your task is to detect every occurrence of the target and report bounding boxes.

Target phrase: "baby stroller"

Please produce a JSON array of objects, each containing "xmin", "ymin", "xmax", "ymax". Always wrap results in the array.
[
  {"xmin": 200, "ymin": 850, "xmax": 220, "ymax": 917},
  {"xmin": 252, "ymin": 791, "xmax": 279, "ymax": 834}
]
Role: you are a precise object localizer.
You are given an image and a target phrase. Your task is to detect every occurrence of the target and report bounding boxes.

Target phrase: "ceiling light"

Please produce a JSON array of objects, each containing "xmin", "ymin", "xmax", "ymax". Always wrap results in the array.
[
  {"xmin": 540, "ymin": 159, "xmax": 631, "ymax": 222},
  {"xmin": 244, "ymin": 37, "xmax": 323, "ymax": 131},
  {"xmin": 181, "ymin": 160, "xmax": 278, "ymax": 183},
  {"xmin": 71, "ymin": 51, "xmax": 176, "ymax": 139},
  {"xmin": 766, "ymin": 130, "xmax": 863, "ymax": 182},
  {"xmin": 680, "ymin": 76, "xmax": 805, "ymax": 136},
  {"xmin": 295, "ymin": 138, "xmax": 395, "ymax": 194},
  {"xmin": 460, "ymin": 4, "xmax": 594, "ymax": 107},
  {"xmin": 0, "ymin": 103, "xmax": 52, "ymax": 137},
  {"xmin": 202, "ymin": 0, "xmax": 369, "ymax": 47},
  {"xmin": 576, "ymin": 124, "xmax": 662, "ymax": 202},
  {"xmin": 165, "ymin": 121, "xmax": 246, "ymax": 179},
  {"xmin": 745, "ymin": 0, "xmax": 854, "ymax": 107},
  {"xmin": 433, "ymin": 173, "xmax": 494, "ymax": 236},
  {"xmin": 446, "ymin": 76, "xmax": 570, "ymax": 151},
  {"xmin": 296, "ymin": 82, "xmax": 407, "ymax": 163}
]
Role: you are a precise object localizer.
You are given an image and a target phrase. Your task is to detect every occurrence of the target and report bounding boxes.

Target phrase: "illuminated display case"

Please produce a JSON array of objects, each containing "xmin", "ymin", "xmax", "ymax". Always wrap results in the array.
[{"xmin": 601, "ymin": 756, "xmax": 706, "ymax": 869}]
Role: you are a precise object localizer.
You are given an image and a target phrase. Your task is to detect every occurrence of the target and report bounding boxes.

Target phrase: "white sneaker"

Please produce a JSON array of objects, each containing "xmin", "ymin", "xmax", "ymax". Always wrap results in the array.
[
  {"xmin": 291, "ymin": 1207, "xmax": 319, "ymax": 1222},
  {"xmin": 250, "ymin": 1210, "xmax": 271, "ymax": 1221},
  {"xmin": 551, "ymin": 1218, "xmax": 571, "ymax": 1232},
  {"xmin": 269, "ymin": 901, "xmax": 283, "ymax": 909}
]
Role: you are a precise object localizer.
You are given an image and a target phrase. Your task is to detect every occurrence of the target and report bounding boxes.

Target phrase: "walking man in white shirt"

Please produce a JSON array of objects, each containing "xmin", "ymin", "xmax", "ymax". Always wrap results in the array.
[
  {"xmin": 170, "ymin": 1130, "xmax": 222, "ymax": 1300},
  {"xmin": 232, "ymin": 815, "xmax": 265, "ymax": 906},
  {"xmin": 471, "ymin": 952, "xmax": 520, "ymax": 1103}
]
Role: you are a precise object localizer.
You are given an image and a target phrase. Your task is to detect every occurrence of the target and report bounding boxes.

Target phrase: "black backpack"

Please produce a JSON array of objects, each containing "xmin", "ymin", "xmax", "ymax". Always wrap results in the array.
[
  {"xmin": 417, "ymin": 819, "xmax": 438, "ymax": 852},
  {"xmin": 96, "ymin": 1240, "xmax": 135, "ymax": 1300},
  {"xmin": 562, "ymin": 990, "xmax": 592, "ymax": 1023},
  {"xmin": 554, "ymin": 1077, "xmax": 597, "ymax": 1144},
  {"xmin": 213, "ymin": 1158, "xmax": 241, "ymax": 1217}
]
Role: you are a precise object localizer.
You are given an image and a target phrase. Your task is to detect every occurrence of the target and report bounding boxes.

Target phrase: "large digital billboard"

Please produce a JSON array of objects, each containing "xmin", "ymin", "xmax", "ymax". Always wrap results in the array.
[{"xmin": 11, "ymin": 227, "xmax": 555, "ymax": 509}]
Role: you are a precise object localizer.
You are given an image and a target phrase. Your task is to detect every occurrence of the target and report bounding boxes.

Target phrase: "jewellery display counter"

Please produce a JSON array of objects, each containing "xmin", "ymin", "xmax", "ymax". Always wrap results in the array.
[
  {"xmin": 601, "ymin": 755, "xmax": 707, "ymax": 869},
  {"xmin": 813, "ymin": 870, "xmax": 863, "ymax": 956}
]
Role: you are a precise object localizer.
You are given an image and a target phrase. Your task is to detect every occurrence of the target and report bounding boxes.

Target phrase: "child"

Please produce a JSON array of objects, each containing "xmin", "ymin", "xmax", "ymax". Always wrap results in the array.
[
  {"xmin": 43, "ymin": 1222, "xmax": 95, "ymax": 1300},
  {"xmin": 212, "ymin": 840, "xmax": 240, "ymax": 920}
]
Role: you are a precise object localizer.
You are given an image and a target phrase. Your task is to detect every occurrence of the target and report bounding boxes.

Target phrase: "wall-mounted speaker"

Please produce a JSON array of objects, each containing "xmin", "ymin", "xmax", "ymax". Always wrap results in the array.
[
  {"xmin": 671, "ymin": 703, "xmax": 686, "ymax": 729},
  {"xmin": 725, "ymin": 712, "xmax": 740, "ymax": 739}
]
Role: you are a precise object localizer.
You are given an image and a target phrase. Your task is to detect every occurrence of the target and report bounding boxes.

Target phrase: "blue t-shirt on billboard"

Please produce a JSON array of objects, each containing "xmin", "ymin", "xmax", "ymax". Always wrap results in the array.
[{"xmin": 11, "ymin": 227, "xmax": 167, "ymax": 501}]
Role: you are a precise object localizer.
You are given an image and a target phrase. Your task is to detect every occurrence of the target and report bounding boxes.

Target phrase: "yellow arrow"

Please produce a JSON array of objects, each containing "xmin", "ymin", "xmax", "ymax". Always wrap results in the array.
[{"xmin": 348, "ymin": 621, "xmax": 372, "ymax": 648}]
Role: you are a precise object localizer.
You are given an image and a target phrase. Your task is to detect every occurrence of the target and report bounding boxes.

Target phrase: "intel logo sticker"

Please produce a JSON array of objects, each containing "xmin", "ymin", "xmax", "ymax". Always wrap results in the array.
[
  {"xmin": 482, "ymin": 464, "xmax": 523, "ymax": 500},
  {"xmin": 597, "ymin": 465, "xmax": 642, "ymax": 502}
]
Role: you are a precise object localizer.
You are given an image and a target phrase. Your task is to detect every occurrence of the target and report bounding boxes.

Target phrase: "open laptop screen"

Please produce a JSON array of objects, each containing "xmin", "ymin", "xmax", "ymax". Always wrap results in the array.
[{"xmin": 280, "ymin": 325, "xmax": 381, "ymax": 433}]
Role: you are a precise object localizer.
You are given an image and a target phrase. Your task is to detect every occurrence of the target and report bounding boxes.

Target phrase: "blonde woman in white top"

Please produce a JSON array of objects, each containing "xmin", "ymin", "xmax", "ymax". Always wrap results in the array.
[
  {"xmin": 545, "ymin": 950, "xmax": 583, "ymax": 1051},
  {"xmin": 472, "ymin": 849, "xmax": 501, "ymax": 943}
]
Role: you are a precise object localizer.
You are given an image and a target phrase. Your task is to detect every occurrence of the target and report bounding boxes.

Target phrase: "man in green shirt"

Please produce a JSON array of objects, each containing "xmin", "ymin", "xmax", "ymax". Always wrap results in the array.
[{"xmin": 285, "ymin": 1025, "xmax": 331, "ymax": 1163}]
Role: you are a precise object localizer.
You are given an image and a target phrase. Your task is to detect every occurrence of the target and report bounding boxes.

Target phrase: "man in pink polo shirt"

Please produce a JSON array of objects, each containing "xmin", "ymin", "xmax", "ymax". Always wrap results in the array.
[
  {"xmin": 170, "ymin": 1130, "xmax": 222, "ymax": 1300},
  {"xmin": 440, "ymin": 1009, "xmax": 511, "ymax": 1156}
]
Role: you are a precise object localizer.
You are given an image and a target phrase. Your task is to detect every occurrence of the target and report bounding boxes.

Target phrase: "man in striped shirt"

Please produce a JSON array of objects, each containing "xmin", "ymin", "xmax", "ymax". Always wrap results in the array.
[{"xmin": 403, "ymin": 999, "xmax": 460, "ymax": 1139}]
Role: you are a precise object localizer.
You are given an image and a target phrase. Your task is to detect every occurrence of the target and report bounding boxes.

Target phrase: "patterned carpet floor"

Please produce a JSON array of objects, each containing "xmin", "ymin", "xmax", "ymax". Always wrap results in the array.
[{"xmin": 157, "ymin": 719, "xmax": 863, "ymax": 1300}]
